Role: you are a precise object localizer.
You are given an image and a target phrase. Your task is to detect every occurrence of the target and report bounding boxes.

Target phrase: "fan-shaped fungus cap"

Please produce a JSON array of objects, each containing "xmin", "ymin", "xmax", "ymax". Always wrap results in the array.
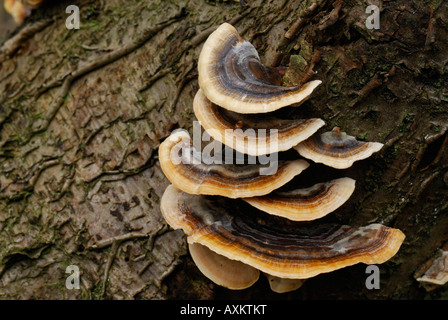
[
  {"xmin": 189, "ymin": 242, "xmax": 260, "ymax": 290},
  {"xmin": 158, "ymin": 129, "xmax": 309, "ymax": 198},
  {"xmin": 193, "ymin": 89, "xmax": 325, "ymax": 156},
  {"xmin": 4, "ymin": 0, "xmax": 30, "ymax": 24},
  {"xmin": 294, "ymin": 127, "xmax": 384, "ymax": 169},
  {"xmin": 243, "ymin": 177, "xmax": 356, "ymax": 221},
  {"xmin": 416, "ymin": 250, "xmax": 448, "ymax": 287},
  {"xmin": 161, "ymin": 185, "xmax": 406, "ymax": 279},
  {"xmin": 198, "ymin": 23, "xmax": 322, "ymax": 114},
  {"xmin": 264, "ymin": 274, "xmax": 306, "ymax": 294}
]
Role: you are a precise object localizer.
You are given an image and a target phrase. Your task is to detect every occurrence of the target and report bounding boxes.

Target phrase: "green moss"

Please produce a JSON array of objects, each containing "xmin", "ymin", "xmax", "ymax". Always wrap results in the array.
[
  {"xmin": 347, "ymin": 68, "xmax": 369, "ymax": 91},
  {"xmin": 328, "ymin": 77, "xmax": 342, "ymax": 95},
  {"xmin": 86, "ymin": 20, "xmax": 104, "ymax": 31},
  {"xmin": 356, "ymin": 131, "xmax": 369, "ymax": 141},
  {"xmin": 290, "ymin": 55, "xmax": 308, "ymax": 71},
  {"xmin": 399, "ymin": 113, "xmax": 415, "ymax": 133},
  {"xmin": 430, "ymin": 124, "xmax": 440, "ymax": 132},
  {"xmin": 135, "ymin": 93, "xmax": 146, "ymax": 105},
  {"xmin": 90, "ymin": 280, "xmax": 106, "ymax": 300}
]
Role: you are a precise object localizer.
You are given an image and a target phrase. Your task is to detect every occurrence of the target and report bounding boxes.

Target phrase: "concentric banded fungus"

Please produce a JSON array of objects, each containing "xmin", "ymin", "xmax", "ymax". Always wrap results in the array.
[
  {"xmin": 161, "ymin": 185, "xmax": 405, "ymax": 279},
  {"xmin": 243, "ymin": 177, "xmax": 356, "ymax": 221},
  {"xmin": 158, "ymin": 129, "xmax": 309, "ymax": 198},
  {"xmin": 294, "ymin": 127, "xmax": 384, "ymax": 169},
  {"xmin": 416, "ymin": 250, "xmax": 448, "ymax": 288},
  {"xmin": 193, "ymin": 89, "xmax": 325, "ymax": 156},
  {"xmin": 158, "ymin": 21, "xmax": 405, "ymax": 294},
  {"xmin": 198, "ymin": 23, "xmax": 322, "ymax": 114},
  {"xmin": 188, "ymin": 242, "xmax": 260, "ymax": 290}
]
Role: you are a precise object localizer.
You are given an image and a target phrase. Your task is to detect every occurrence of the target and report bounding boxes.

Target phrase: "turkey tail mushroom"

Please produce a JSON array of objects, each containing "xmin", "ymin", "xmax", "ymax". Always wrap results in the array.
[
  {"xmin": 158, "ymin": 129, "xmax": 309, "ymax": 198},
  {"xmin": 157, "ymin": 22, "xmax": 405, "ymax": 293},
  {"xmin": 193, "ymin": 89, "xmax": 325, "ymax": 156},
  {"xmin": 294, "ymin": 127, "xmax": 384, "ymax": 169},
  {"xmin": 198, "ymin": 23, "xmax": 322, "ymax": 114},
  {"xmin": 161, "ymin": 185, "xmax": 406, "ymax": 280},
  {"xmin": 243, "ymin": 177, "xmax": 356, "ymax": 221}
]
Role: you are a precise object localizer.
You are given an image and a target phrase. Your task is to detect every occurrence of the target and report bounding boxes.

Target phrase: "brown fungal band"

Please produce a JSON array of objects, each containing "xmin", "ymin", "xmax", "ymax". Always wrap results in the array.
[
  {"xmin": 158, "ymin": 130, "xmax": 309, "ymax": 198},
  {"xmin": 198, "ymin": 23, "xmax": 322, "ymax": 114},
  {"xmin": 189, "ymin": 242, "xmax": 260, "ymax": 290},
  {"xmin": 193, "ymin": 89, "xmax": 325, "ymax": 156},
  {"xmin": 294, "ymin": 127, "xmax": 384, "ymax": 169},
  {"xmin": 161, "ymin": 185, "xmax": 405, "ymax": 279},
  {"xmin": 243, "ymin": 177, "xmax": 356, "ymax": 221}
]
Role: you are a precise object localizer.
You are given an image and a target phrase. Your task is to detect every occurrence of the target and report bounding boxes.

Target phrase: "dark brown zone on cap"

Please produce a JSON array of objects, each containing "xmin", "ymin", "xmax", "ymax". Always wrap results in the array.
[
  {"xmin": 303, "ymin": 134, "xmax": 367, "ymax": 157},
  {"xmin": 210, "ymin": 102, "xmax": 321, "ymax": 138},
  {"xmin": 213, "ymin": 34, "xmax": 300, "ymax": 99},
  {"xmin": 180, "ymin": 192, "xmax": 392, "ymax": 262},
  {"xmin": 261, "ymin": 182, "xmax": 330, "ymax": 203},
  {"xmin": 182, "ymin": 159, "xmax": 292, "ymax": 184},
  {"xmin": 218, "ymin": 219, "xmax": 389, "ymax": 261}
]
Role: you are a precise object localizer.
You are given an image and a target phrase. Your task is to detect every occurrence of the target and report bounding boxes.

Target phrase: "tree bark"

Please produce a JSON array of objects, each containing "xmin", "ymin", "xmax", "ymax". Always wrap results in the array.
[{"xmin": 0, "ymin": 0, "xmax": 447, "ymax": 299}]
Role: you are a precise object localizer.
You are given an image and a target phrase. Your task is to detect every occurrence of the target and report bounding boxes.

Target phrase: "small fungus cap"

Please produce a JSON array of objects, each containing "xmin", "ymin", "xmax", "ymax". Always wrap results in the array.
[
  {"xmin": 243, "ymin": 177, "xmax": 356, "ymax": 221},
  {"xmin": 193, "ymin": 89, "xmax": 325, "ymax": 156},
  {"xmin": 158, "ymin": 129, "xmax": 309, "ymax": 198},
  {"xmin": 161, "ymin": 185, "xmax": 406, "ymax": 279},
  {"xmin": 416, "ymin": 250, "xmax": 448, "ymax": 286},
  {"xmin": 264, "ymin": 274, "xmax": 306, "ymax": 294},
  {"xmin": 198, "ymin": 23, "xmax": 322, "ymax": 114},
  {"xmin": 188, "ymin": 242, "xmax": 260, "ymax": 290},
  {"xmin": 189, "ymin": 241, "xmax": 305, "ymax": 292},
  {"xmin": 294, "ymin": 127, "xmax": 384, "ymax": 169}
]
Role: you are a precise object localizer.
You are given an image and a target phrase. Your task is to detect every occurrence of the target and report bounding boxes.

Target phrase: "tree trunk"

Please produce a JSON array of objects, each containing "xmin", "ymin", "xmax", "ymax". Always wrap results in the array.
[{"xmin": 0, "ymin": 0, "xmax": 447, "ymax": 300}]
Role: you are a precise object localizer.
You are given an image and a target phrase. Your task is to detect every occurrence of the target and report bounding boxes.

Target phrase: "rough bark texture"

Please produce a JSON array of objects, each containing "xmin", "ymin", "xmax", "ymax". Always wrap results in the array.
[{"xmin": 0, "ymin": 0, "xmax": 447, "ymax": 299}]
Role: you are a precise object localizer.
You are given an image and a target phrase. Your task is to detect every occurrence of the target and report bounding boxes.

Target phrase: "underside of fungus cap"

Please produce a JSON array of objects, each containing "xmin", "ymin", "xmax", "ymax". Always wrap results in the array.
[
  {"xmin": 294, "ymin": 127, "xmax": 384, "ymax": 169},
  {"xmin": 188, "ymin": 242, "xmax": 260, "ymax": 290},
  {"xmin": 193, "ymin": 89, "xmax": 325, "ymax": 156},
  {"xmin": 161, "ymin": 184, "xmax": 406, "ymax": 279},
  {"xmin": 158, "ymin": 129, "xmax": 309, "ymax": 198},
  {"xmin": 264, "ymin": 274, "xmax": 306, "ymax": 294},
  {"xmin": 243, "ymin": 177, "xmax": 356, "ymax": 221},
  {"xmin": 198, "ymin": 23, "xmax": 322, "ymax": 114},
  {"xmin": 189, "ymin": 241, "xmax": 306, "ymax": 292}
]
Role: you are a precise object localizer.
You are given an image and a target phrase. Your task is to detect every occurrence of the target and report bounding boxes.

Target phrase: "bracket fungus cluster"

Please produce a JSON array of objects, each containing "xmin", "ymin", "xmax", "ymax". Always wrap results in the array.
[{"xmin": 159, "ymin": 23, "xmax": 405, "ymax": 293}]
